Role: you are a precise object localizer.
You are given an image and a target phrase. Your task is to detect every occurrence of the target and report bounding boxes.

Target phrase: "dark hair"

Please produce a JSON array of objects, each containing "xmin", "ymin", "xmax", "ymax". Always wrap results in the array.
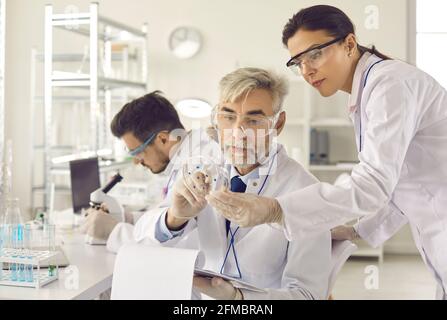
[
  {"xmin": 282, "ymin": 5, "xmax": 391, "ymax": 61},
  {"xmin": 110, "ymin": 91, "xmax": 184, "ymax": 142}
]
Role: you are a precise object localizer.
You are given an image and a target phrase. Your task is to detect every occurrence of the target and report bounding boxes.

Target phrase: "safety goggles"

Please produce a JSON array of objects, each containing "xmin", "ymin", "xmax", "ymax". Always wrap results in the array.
[
  {"xmin": 126, "ymin": 132, "xmax": 157, "ymax": 157},
  {"xmin": 286, "ymin": 35, "xmax": 346, "ymax": 76},
  {"xmin": 211, "ymin": 106, "xmax": 281, "ymax": 137}
]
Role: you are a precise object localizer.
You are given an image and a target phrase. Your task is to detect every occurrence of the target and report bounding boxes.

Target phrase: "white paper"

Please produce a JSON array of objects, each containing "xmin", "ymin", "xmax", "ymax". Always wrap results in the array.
[{"xmin": 111, "ymin": 245, "xmax": 202, "ymax": 300}]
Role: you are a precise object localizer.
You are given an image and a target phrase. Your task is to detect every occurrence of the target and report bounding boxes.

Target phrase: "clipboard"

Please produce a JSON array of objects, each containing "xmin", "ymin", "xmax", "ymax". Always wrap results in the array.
[{"xmin": 194, "ymin": 268, "xmax": 267, "ymax": 293}]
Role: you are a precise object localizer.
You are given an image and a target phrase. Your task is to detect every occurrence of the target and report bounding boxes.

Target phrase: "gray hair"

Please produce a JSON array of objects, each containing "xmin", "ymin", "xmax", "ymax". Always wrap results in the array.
[{"xmin": 218, "ymin": 67, "xmax": 289, "ymax": 113}]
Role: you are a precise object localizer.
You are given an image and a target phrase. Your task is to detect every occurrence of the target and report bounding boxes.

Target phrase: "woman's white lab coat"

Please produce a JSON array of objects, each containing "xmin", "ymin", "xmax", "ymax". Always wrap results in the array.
[{"xmin": 277, "ymin": 53, "xmax": 447, "ymax": 298}]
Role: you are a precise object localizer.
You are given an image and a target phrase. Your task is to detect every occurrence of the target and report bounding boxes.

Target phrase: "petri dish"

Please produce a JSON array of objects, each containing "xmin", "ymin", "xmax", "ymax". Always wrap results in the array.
[{"xmin": 182, "ymin": 156, "xmax": 229, "ymax": 198}]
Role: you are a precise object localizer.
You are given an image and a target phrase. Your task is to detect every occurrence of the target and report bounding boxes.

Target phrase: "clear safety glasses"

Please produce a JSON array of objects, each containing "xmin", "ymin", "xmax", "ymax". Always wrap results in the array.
[
  {"xmin": 286, "ymin": 35, "xmax": 346, "ymax": 76},
  {"xmin": 211, "ymin": 107, "xmax": 280, "ymax": 137},
  {"xmin": 126, "ymin": 132, "xmax": 158, "ymax": 158}
]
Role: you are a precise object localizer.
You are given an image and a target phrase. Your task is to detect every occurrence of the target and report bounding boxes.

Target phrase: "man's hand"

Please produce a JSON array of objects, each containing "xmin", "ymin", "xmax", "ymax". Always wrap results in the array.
[
  {"xmin": 80, "ymin": 208, "xmax": 119, "ymax": 240},
  {"xmin": 167, "ymin": 175, "xmax": 208, "ymax": 230},
  {"xmin": 193, "ymin": 276, "xmax": 243, "ymax": 300},
  {"xmin": 206, "ymin": 190, "xmax": 283, "ymax": 228},
  {"xmin": 331, "ymin": 225, "xmax": 359, "ymax": 241}
]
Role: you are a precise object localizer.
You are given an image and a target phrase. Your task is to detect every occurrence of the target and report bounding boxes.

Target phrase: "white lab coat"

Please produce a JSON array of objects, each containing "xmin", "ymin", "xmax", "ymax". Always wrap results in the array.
[
  {"xmin": 354, "ymin": 202, "xmax": 408, "ymax": 249},
  {"xmin": 107, "ymin": 128, "xmax": 222, "ymax": 253},
  {"xmin": 135, "ymin": 144, "xmax": 332, "ymax": 300},
  {"xmin": 277, "ymin": 53, "xmax": 447, "ymax": 298}
]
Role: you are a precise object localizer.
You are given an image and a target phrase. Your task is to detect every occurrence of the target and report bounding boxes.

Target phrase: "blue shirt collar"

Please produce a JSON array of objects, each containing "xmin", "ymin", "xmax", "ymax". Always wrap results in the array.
[{"xmin": 230, "ymin": 166, "xmax": 260, "ymax": 185}]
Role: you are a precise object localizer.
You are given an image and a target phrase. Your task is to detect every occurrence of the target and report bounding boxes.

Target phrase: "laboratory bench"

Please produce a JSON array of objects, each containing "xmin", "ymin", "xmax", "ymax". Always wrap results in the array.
[{"xmin": 0, "ymin": 231, "xmax": 116, "ymax": 300}]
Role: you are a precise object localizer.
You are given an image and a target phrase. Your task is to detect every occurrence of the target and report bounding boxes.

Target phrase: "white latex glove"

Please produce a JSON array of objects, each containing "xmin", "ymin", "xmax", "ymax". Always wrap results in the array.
[
  {"xmin": 168, "ymin": 174, "xmax": 208, "ymax": 223},
  {"xmin": 205, "ymin": 190, "xmax": 283, "ymax": 228},
  {"xmin": 79, "ymin": 208, "xmax": 119, "ymax": 240},
  {"xmin": 331, "ymin": 225, "xmax": 360, "ymax": 241},
  {"xmin": 193, "ymin": 276, "xmax": 243, "ymax": 300}
]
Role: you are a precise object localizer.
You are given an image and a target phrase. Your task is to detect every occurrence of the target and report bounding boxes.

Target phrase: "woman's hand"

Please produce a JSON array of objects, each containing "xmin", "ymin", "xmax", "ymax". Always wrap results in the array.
[{"xmin": 206, "ymin": 190, "xmax": 283, "ymax": 228}]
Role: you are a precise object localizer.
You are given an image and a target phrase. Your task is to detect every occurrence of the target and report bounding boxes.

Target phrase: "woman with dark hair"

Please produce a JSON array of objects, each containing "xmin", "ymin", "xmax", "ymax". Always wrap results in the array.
[{"xmin": 207, "ymin": 5, "xmax": 447, "ymax": 299}]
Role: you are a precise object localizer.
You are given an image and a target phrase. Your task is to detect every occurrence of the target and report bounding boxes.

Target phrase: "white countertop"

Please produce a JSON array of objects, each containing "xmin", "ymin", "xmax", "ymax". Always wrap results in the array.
[{"xmin": 0, "ymin": 231, "xmax": 116, "ymax": 300}]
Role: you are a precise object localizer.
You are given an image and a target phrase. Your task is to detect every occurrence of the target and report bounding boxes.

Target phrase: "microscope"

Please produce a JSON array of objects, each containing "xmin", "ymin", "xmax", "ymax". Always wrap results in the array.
[{"xmin": 85, "ymin": 173, "xmax": 124, "ymax": 245}]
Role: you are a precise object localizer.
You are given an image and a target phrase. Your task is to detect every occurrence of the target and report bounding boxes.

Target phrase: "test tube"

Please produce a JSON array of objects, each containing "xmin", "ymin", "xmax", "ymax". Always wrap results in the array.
[
  {"xmin": 24, "ymin": 225, "xmax": 34, "ymax": 283},
  {"xmin": 43, "ymin": 224, "xmax": 56, "ymax": 251},
  {"xmin": 17, "ymin": 224, "xmax": 26, "ymax": 282},
  {"xmin": 10, "ymin": 225, "xmax": 18, "ymax": 281},
  {"xmin": 44, "ymin": 224, "xmax": 56, "ymax": 277},
  {"xmin": 3, "ymin": 225, "xmax": 11, "ymax": 281}
]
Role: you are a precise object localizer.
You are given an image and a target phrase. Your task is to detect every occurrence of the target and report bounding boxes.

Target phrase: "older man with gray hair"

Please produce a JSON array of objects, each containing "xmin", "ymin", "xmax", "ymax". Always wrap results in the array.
[{"xmin": 133, "ymin": 67, "xmax": 331, "ymax": 300}]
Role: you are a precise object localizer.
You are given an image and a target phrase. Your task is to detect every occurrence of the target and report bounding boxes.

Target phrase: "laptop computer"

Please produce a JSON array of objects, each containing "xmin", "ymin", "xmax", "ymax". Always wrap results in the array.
[{"xmin": 69, "ymin": 157, "xmax": 101, "ymax": 214}]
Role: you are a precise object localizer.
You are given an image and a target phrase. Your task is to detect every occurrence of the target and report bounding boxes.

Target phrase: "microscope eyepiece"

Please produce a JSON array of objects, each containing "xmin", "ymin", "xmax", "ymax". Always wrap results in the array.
[{"xmin": 102, "ymin": 173, "xmax": 123, "ymax": 194}]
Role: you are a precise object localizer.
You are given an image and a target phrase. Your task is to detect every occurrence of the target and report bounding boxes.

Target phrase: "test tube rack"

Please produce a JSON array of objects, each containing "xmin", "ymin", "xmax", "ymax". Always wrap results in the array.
[{"xmin": 0, "ymin": 248, "xmax": 59, "ymax": 288}]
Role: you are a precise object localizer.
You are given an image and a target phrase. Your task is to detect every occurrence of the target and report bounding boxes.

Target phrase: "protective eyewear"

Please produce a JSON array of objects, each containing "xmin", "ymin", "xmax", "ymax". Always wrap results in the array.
[
  {"xmin": 286, "ymin": 36, "xmax": 346, "ymax": 76},
  {"xmin": 211, "ymin": 107, "xmax": 281, "ymax": 137},
  {"xmin": 126, "ymin": 132, "xmax": 157, "ymax": 157}
]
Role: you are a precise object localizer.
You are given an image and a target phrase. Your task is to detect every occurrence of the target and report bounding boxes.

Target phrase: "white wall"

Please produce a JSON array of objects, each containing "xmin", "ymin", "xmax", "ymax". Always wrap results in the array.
[{"xmin": 4, "ymin": 0, "xmax": 416, "ymax": 252}]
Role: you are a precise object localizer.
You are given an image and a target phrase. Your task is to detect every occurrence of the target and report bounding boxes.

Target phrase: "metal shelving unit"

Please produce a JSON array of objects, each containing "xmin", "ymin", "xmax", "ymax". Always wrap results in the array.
[
  {"xmin": 0, "ymin": 0, "xmax": 5, "ymax": 173},
  {"xmin": 30, "ymin": 2, "xmax": 148, "ymax": 210}
]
